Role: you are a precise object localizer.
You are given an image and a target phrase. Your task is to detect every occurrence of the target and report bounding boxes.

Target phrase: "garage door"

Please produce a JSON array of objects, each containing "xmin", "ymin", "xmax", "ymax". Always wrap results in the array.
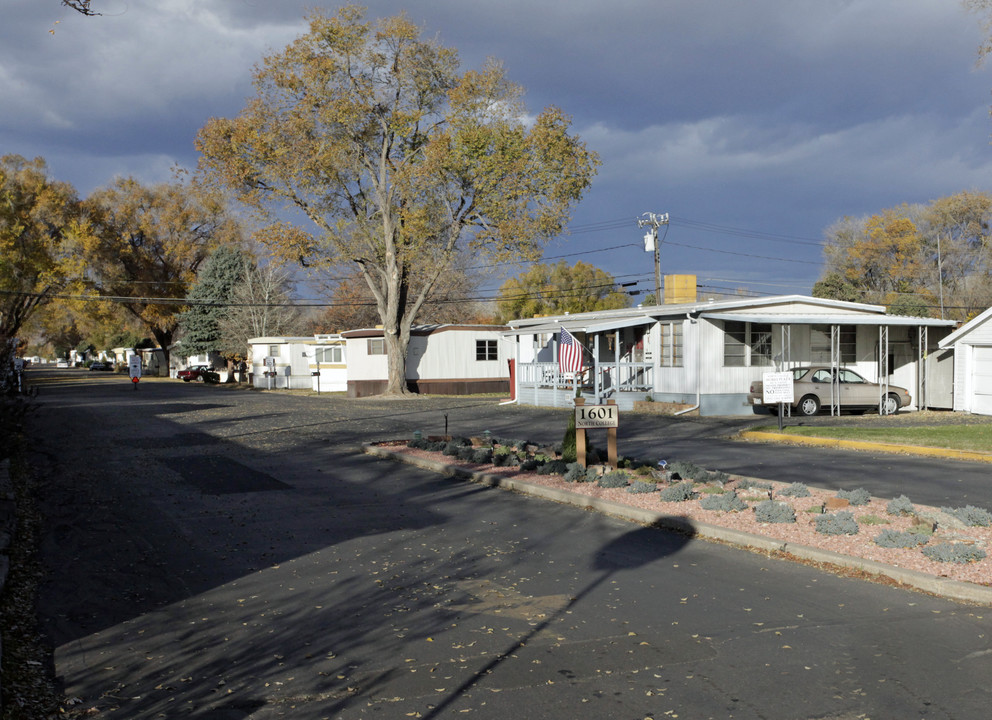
[{"xmin": 972, "ymin": 346, "xmax": 992, "ymax": 415}]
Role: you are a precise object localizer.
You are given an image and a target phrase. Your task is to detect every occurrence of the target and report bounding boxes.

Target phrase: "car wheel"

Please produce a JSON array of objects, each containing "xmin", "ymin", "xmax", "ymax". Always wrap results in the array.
[
  {"xmin": 881, "ymin": 393, "xmax": 900, "ymax": 415},
  {"xmin": 797, "ymin": 395, "xmax": 820, "ymax": 416}
]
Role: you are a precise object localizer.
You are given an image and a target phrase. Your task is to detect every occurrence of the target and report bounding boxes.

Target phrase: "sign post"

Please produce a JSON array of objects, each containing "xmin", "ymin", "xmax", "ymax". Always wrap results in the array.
[
  {"xmin": 128, "ymin": 355, "xmax": 142, "ymax": 390},
  {"xmin": 574, "ymin": 398, "xmax": 620, "ymax": 469},
  {"xmin": 762, "ymin": 371, "xmax": 794, "ymax": 431}
]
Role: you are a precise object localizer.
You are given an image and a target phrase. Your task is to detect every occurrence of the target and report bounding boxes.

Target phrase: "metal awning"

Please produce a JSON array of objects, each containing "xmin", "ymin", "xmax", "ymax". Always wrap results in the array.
[
  {"xmin": 503, "ymin": 315, "xmax": 656, "ymax": 336},
  {"xmin": 699, "ymin": 312, "xmax": 955, "ymax": 327}
]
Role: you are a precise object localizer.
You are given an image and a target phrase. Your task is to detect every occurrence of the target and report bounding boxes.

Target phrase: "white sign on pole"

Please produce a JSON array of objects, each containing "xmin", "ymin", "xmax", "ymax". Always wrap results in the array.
[
  {"xmin": 128, "ymin": 355, "xmax": 142, "ymax": 379},
  {"xmin": 762, "ymin": 371, "xmax": 794, "ymax": 404},
  {"xmin": 575, "ymin": 404, "xmax": 619, "ymax": 429}
]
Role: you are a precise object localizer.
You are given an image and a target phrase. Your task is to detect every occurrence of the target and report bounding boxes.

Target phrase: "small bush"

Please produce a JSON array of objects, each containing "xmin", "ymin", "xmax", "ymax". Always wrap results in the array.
[
  {"xmin": 815, "ymin": 511, "xmax": 859, "ymax": 536},
  {"xmin": 471, "ymin": 448, "xmax": 493, "ymax": 464},
  {"xmin": 457, "ymin": 446, "xmax": 476, "ymax": 461},
  {"xmin": 492, "ymin": 452, "xmax": 520, "ymax": 468},
  {"xmin": 598, "ymin": 471, "xmax": 630, "ymax": 489},
  {"xmin": 858, "ymin": 514, "xmax": 889, "ymax": 526},
  {"xmin": 442, "ymin": 442, "xmax": 461, "ymax": 456},
  {"xmin": 660, "ymin": 481, "xmax": 697, "ymax": 502},
  {"xmin": 738, "ymin": 478, "xmax": 773, "ymax": 491},
  {"xmin": 886, "ymin": 495, "xmax": 915, "ymax": 516},
  {"xmin": 874, "ymin": 529, "xmax": 930, "ymax": 549},
  {"xmin": 626, "ymin": 480, "xmax": 657, "ymax": 494},
  {"xmin": 407, "ymin": 438, "xmax": 429, "ymax": 450},
  {"xmin": 922, "ymin": 543, "xmax": 987, "ymax": 564},
  {"xmin": 699, "ymin": 491, "xmax": 748, "ymax": 513},
  {"xmin": 563, "ymin": 462, "xmax": 585, "ymax": 482},
  {"xmin": 667, "ymin": 461, "xmax": 703, "ymax": 481},
  {"xmin": 754, "ymin": 501, "xmax": 796, "ymax": 524},
  {"xmin": 940, "ymin": 505, "xmax": 992, "ymax": 527},
  {"xmin": 779, "ymin": 482, "xmax": 811, "ymax": 498},
  {"xmin": 537, "ymin": 460, "xmax": 569, "ymax": 476},
  {"xmin": 519, "ymin": 458, "xmax": 540, "ymax": 472},
  {"xmin": 836, "ymin": 488, "xmax": 871, "ymax": 506}
]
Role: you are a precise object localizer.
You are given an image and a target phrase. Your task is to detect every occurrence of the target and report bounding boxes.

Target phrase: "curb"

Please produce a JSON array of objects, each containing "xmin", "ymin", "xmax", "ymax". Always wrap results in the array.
[
  {"xmin": 739, "ymin": 430, "xmax": 992, "ymax": 464},
  {"xmin": 362, "ymin": 444, "xmax": 992, "ymax": 607}
]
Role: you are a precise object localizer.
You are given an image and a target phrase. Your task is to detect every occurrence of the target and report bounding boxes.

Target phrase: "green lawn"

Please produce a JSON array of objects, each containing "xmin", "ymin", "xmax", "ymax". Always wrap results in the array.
[{"xmin": 767, "ymin": 425, "xmax": 992, "ymax": 453}]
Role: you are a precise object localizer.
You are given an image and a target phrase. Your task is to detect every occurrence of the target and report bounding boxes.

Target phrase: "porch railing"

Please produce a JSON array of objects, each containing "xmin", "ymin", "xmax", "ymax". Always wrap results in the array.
[{"xmin": 517, "ymin": 361, "xmax": 654, "ymax": 404}]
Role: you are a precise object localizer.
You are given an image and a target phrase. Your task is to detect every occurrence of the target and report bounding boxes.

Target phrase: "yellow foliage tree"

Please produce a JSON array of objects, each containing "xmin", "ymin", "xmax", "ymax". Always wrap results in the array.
[
  {"xmin": 196, "ymin": 6, "xmax": 598, "ymax": 394},
  {"xmin": 72, "ymin": 176, "xmax": 243, "ymax": 368}
]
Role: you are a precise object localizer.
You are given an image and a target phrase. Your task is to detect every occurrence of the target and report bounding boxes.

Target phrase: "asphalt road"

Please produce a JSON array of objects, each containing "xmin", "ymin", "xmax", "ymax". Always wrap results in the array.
[{"xmin": 25, "ymin": 369, "xmax": 992, "ymax": 719}]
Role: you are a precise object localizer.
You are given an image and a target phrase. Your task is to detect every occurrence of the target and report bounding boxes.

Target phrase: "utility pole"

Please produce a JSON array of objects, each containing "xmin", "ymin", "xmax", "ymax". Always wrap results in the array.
[{"xmin": 637, "ymin": 212, "xmax": 669, "ymax": 303}]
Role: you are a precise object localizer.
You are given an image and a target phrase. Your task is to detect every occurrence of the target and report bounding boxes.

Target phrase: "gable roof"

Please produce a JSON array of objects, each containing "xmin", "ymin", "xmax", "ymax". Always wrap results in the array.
[{"xmin": 938, "ymin": 307, "xmax": 992, "ymax": 348}]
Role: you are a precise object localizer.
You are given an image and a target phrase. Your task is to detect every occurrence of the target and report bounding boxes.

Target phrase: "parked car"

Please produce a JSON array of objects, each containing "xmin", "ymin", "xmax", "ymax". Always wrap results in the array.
[
  {"xmin": 748, "ymin": 366, "xmax": 911, "ymax": 416},
  {"xmin": 55, "ymin": 360, "xmax": 69, "ymax": 368},
  {"xmin": 177, "ymin": 365, "xmax": 219, "ymax": 383},
  {"xmin": 88, "ymin": 362, "xmax": 113, "ymax": 371}
]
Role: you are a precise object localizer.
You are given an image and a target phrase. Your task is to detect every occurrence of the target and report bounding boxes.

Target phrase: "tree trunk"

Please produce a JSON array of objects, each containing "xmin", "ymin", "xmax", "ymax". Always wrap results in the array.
[{"xmin": 383, "ymin": 325, "xmax": 410, "ymax": 396}]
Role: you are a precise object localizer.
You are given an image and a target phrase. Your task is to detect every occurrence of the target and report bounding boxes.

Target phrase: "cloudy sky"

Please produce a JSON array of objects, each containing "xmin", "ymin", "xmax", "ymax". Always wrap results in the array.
[{"xmin": 4, "ymin": 0, "xmax": 992, "ymax": 301}]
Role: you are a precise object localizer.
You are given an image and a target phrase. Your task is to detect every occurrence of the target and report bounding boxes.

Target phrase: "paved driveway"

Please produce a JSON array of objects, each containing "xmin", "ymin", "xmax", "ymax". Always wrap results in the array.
[{"xmin": 26, "ymin": 371, "xmax": 992, "ymax": 718}]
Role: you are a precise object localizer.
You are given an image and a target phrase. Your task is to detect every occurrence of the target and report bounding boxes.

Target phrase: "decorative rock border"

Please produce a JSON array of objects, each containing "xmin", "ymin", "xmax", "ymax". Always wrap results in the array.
[{"xmin": 363, "ymin": 443, "xmax": 992, "ymax": 607}]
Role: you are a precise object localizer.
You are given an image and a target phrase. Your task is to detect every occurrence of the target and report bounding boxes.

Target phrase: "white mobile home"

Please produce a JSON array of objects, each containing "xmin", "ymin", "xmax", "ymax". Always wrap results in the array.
[
  {"xmin": 340, "ymin": 325, "xmax": 512, "ymax": 397},
  {"xmin": 506, "ymin": 296, "xmax": 956, "ymax": 416},
  {"xmin": 938, "ymin": 307, "xmax": 992, "ymax": 415},
  {"xmin": 248, "ymin": 335, "xmax": 347, "ymax": 392}
]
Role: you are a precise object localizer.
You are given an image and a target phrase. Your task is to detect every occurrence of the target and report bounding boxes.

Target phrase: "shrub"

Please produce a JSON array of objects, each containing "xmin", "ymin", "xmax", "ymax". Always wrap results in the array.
[
  {"xmin": 738, "ymin": 478, "xmax": 773, "ymax": 491},
  {"xmin": 598, "ymin": 471, "xmax": 630, "ymax": 489},
  {"xmin": 779, "ymin": 482, "xmax": 811, "ymax": 498},
  {"xmin": 667, "ymin": 461, "xmax": 703, "ymax": 481},
  {"xmin": 660, "ymin": 481, "xmax": 697, "ymax": 502},
  {"xmin": 626, "ymin": 480, "xmax": 657, "ymax": 494},
  {"xmin": 815, "ymin": 511, "xmax": 859, "ymax": 535},
  {"xmin": 754, "ymin": 501, "xmax": 796, "ymax": 524},
  {"xmin": 407, "ymin": 438, "xmax": 429, "ymax": 450},
  {"xmin": 939, "ymin": 505, "xmax": 992, "ymax": 527},
  {"xmin": 874, "ymin": 529, "xmax": 930, "ymax": 549},
  {"xmin": 858, "ymin": 515, "xmax": 889, "ymax": 526},
  {"xmin": 699, "ymin": 491, "xmax": 748, "ymax": 513},
  {"xmin": 471, "ymin": 448, "xmax": 493, "ymax": 464},
  {"xmin": 537, "ymin": 460, "xmax": 569, "ymax": 476},
  {"xmin": 886, "ymin": 495, "xmax": 915, "ymax": 516},
  {"xmin": 922, "ymin": 543, "xmax": 987, "ymax": 564},
  {"xmin": 457, "ymin": 446, "xmax": 476, "ymax": 462},
  {"xmin": 563, "ymin": 462, "xmax": 585, "ymax": 482},
  {"xmin": 836, "ymin": 488, "xmax": 871, "ymax": 506},
  {"xmin": 442, "ymin": 442, "xmax": 461, "ymax": 456},
  {"xmin": 519, "ymin": 458, "xmax": 540, "ymax": 472},
  {"xmin": 492, "ymin": 451, "xmax": 520, "ymax": 468}
]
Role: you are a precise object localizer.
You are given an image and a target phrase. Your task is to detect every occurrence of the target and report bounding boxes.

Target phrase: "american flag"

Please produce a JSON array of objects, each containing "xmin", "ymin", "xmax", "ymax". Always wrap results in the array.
[{"xmin": 558, "ymin": 327, "xmax": 583, "ymax": 373}]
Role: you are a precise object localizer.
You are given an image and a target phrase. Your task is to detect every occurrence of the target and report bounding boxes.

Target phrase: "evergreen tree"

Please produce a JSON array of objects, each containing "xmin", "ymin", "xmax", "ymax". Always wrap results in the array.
[{"xmin": 179, "ymin": 246, "xmax": 250, "ymax": 361}]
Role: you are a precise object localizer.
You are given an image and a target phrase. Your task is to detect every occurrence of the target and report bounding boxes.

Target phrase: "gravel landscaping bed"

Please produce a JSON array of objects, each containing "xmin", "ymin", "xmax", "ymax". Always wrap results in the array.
[{"xmin": 380, "ymin": 441, "xmax": 992, "ymax": 591}]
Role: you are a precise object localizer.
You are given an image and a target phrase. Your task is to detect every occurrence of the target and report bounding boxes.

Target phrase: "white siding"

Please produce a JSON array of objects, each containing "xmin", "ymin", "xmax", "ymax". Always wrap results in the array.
[{"xmin": 972, "ymin": 346, "xmax": 992, "ymax": 415}]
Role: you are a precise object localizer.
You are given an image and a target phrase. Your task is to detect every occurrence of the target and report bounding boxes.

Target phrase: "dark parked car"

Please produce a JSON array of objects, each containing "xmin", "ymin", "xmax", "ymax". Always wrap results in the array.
[
  {"xmin": 88, "ymin": 362, "xmax": 113, "ymax": 371},
  {"xmin": 177, "ymin": 366, "xmax": 219, "ymax": 383}
]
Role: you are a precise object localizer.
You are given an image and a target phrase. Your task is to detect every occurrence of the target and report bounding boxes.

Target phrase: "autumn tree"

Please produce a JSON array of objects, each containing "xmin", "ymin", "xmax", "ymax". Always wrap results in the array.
[
  {"xmin": 74, "ymin": 176, "xmax": 243, "ymax": 369},
  {"xmin": 817, "ymin": 193, "xmax": 992, "ymax": 319},
  {"xmin": 495, "ymin": 261, "xmax": 630, "ymax": 322},
  {"xmin": 196, "ymin": 6, "xmax": 599, "ymax": 395},
  {"xmin": 0, "ymin": 155, "xmax": 79, "ymax": 344}
]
